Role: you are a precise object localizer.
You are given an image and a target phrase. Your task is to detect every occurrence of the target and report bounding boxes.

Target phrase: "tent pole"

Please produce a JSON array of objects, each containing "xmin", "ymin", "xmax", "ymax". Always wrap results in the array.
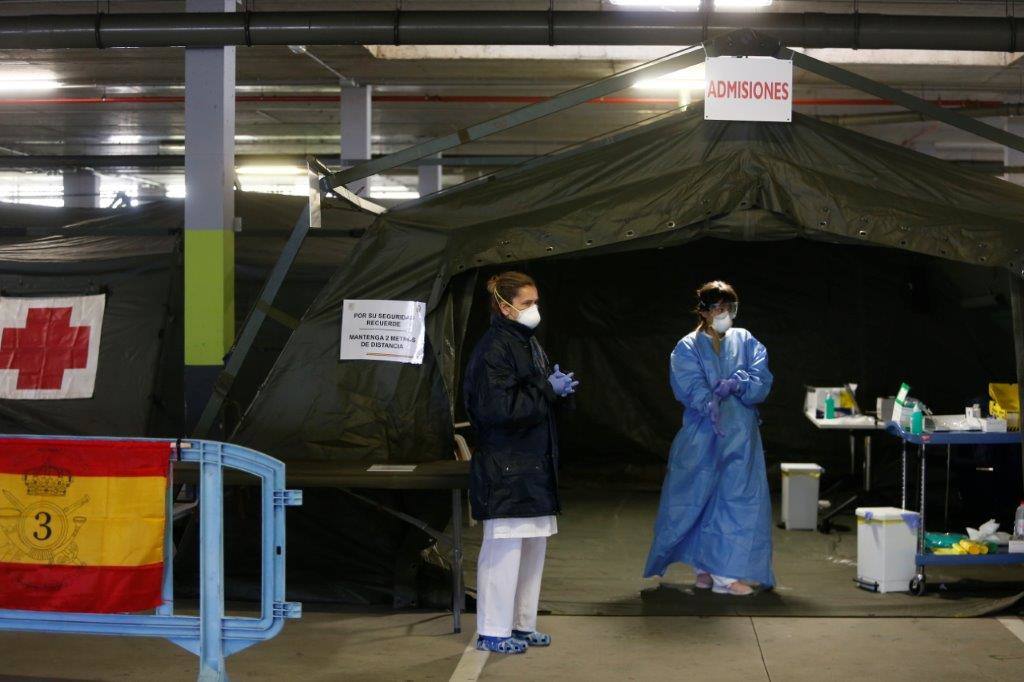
[
  {"xmin": 787, "ymin": 50, "xmax": 1024, "ymax": 155},
  {"xmin": 218, "ymin": 48, "xmax": 708, "ymax": 435},
  {"xmin": 1009, "ymin": 273, "xmax": 1024, "ymax": 495},
  {"xmin": 192, "ymin": 206, "xmax": 310, "ymax": 438},
  {"xmin": 326, "ymin": 27, "xmax": 1024, "ymax": 192},
  {"xmin": 324, "ymin": 45, "xmax": 704, "ymax": 190},
  {"xmin": 216, "ymin": 50, "xmax": 710, "ymax": 433},
  {"xmin": 396, "ymin": 107, "xmax": 699, "ymax": 211}
]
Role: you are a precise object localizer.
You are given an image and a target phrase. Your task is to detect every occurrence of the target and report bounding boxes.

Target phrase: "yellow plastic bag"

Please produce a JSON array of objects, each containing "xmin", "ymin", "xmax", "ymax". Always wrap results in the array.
[
  {"xmin": 989, "ymin": 383, "xmax": 1020, "ymax": 430},
  {"xmin": 839, "ymin": 388, "xmax": 856, "ymax": 411},
  {"xmin": 956, "ymin": 539, "xmax": 989, "ymax": 555}
]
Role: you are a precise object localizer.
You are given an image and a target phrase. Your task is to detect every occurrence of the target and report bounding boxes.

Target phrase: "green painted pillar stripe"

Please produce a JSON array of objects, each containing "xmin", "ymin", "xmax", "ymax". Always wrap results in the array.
[{"xmin": 185, "ymin": 229, "xmax": 234, "ymax": 366}]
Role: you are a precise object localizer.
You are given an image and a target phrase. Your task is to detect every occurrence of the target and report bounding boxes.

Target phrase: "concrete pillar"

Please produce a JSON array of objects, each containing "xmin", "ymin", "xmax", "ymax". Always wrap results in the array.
[
  {"xmin": 1005, "ymin": 118, "xmax": 1024, "ymax": 186},
  {"xmin": 184, "ymin": 0, "xmax": 236, "ymax": 435},
  {"xmin": 341, "ymin": 85, "xmax": 372, "ymax": 195},
  {"xmin": 418, "ymin": 155, "xmax": 442, "ymax": 197},
  {"xmin": 63, "ymin": 170, "xmax": 99, "ymax": 208}
]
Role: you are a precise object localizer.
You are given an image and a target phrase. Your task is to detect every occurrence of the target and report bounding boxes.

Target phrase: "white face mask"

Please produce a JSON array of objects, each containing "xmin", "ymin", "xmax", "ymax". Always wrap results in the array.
[
  {"xmin": 711, "ymin": 312, "xmax": 733, "ymax": 334},
  {"xmin": 513, "ymin": 304, "xmax": 542, "ymax": 329}
]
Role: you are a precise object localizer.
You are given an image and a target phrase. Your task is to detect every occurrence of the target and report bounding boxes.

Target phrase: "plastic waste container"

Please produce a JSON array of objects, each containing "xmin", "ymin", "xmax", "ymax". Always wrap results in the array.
[
  {"xmin": 855, "ymin": 507, "xmax": 920, "ymax": 593},
  {"xmin": 781, "ymin": 463, "xmax": 823, "ymax": 530}
]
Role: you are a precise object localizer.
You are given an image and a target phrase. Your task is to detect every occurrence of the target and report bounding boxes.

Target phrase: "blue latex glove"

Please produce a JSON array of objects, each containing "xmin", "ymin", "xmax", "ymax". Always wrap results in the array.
[
  {"xmin": 707, "ymin": 397, "xmax": 726, "ymax": 437},
  {"xmin": 714, "ymin": 378, "xmax": 739, "ymax": 399},
  {"xmin": 548, "ymin": 364, "xmax": 579, "ymax": 397}
]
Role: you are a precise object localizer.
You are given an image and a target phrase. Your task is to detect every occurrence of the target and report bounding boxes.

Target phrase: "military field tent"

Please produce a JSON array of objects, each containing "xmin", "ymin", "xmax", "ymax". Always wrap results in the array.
[
  {"xmin": 0, "ymin": 200, "xmax": 182, "ymax": 436},
  {"xmin": 235, "ymin": 107, "xmax": 1024, "ymax": 476},
  {"xmin": 218, "ymin": 193, "xmax": 371, "ymax": 428},
  {"xmin": 0, "ymin": 192, "xmax": 369, "ymax": 438}
]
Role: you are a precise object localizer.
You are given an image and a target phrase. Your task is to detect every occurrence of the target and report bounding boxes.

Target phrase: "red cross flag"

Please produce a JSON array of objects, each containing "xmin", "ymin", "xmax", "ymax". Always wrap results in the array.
[{"xmin": 0, "ymin": 295, "xmax": 105, "ymax": 400}]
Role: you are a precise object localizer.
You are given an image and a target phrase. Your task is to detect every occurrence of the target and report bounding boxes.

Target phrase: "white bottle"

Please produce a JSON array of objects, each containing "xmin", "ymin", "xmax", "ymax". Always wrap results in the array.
[{"xmin": 1015, "ymin": 502, "xmax": 1024, "ymax": 540}]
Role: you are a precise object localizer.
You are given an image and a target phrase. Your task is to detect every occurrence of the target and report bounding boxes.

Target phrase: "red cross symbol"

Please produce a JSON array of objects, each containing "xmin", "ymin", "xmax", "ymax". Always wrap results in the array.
[{"xmin": 0, "ymin": 307, "xmax": 91, "ymax": 391}]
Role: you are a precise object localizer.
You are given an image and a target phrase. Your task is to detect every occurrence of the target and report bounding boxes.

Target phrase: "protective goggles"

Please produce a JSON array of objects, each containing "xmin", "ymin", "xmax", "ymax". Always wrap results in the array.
[{"xmin": 699, "ymin": 300, "xmax": 739, "ymax": 318}]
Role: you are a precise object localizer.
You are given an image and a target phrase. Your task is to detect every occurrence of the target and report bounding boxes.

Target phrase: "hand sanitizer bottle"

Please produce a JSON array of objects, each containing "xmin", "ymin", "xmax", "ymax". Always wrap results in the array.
[
  {"xmin": 824, "ymin": 391, "xmax": 836, "ymax": 420},
  {"xmin": 911, "ymin": 403, "xmax": 924, "ymax": 435}
]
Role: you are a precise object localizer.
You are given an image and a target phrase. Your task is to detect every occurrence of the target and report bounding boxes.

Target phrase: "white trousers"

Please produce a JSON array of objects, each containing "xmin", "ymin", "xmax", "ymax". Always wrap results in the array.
[
  {"xmin": 476, "ymin": 536, "xmax": 547, "ymax": 638},
  {"xmin": 694, "ymin": 567, "xmax": 736, "ymax": 588}
]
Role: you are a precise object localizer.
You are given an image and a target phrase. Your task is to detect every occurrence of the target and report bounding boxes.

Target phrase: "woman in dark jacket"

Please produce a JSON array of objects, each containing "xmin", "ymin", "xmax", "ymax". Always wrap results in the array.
[{"xmin": 463, "ymin": 271, "xmax": 578, "ymax": 655}]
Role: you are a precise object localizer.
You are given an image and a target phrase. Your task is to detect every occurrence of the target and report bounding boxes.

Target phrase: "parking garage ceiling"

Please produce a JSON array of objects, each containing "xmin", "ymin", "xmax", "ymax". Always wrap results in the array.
[{"xmin": 0, "ymin": 1, "xmax": 1022, "ymax": 197}]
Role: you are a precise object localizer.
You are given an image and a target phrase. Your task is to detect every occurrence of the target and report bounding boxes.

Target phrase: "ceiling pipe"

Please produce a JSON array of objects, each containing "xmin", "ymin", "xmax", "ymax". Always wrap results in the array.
[
  {"xmin": 1, "ymin": 11, "xmax": 1023, "ymax": 50},
  {"xmin": 0, "ymin": 94, "xmax": 1005, "ymax": 108},
  {"xmin": 818, "ymin": 102, "xmax": 1024, "ymax": 126},
  {"xmin": 287, "ymin": 44, "xmax": 358, "ymax": 87},
  {"xmin": 0, "ymin": 154, "xmax": 534, "ymax": 170},
  {"xmin": 0, "ymin": 154, "xmax": 1018, "ymax": 175}
]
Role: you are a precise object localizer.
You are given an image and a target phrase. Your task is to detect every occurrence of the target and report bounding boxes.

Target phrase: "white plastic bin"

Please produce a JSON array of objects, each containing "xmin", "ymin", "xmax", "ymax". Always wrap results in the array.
[
  {"xmin": 781, "ymin": 463, "xmax": 823, "ymax": 530},
  {"xmin": 856, "ymin": 507, "xmax": 920, "ymax": 593}
]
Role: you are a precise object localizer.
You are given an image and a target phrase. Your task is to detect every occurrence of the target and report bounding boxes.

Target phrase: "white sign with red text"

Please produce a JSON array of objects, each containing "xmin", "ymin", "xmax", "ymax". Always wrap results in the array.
[{"xmin": 704, "ymin": 56, "xmax": 792, "ymax": 123}]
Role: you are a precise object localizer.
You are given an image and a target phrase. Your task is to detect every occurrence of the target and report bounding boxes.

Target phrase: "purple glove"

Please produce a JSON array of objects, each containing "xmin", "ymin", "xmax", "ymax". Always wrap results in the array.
[
  {"xmin": 707, "ymin": 397, "xmax": 726, "ymax": 437},
  {"xmin": 548, "ymin": 364, "xmax": 580, "ymax": 397},
  {"xmin": 714, "ymin": 378, "xmax": 739, "ymax": 399}
]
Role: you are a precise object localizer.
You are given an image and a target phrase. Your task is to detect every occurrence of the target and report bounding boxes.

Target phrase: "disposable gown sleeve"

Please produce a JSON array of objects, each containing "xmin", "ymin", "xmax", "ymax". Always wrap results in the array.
[
  {"xmin": 472, "ymin": 354, "xmax": 557, "ymax": 429},
  {"xmin": 732, "ymin": 335, "xmax": 773, "ymax": 407},
  {"xmin": 669, "ymin": 339, "xmax": 715, "ymax": 417}
]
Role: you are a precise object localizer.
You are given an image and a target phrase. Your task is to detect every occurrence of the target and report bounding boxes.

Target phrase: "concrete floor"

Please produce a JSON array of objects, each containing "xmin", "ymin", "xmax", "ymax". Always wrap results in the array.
[
  {"xmin": 465, "ymin": 489, "xmax": 1024, "ymax": 617},
  {"xmin": 2, "ymin": 612, "xmax": 1024, "ymax": 681}
]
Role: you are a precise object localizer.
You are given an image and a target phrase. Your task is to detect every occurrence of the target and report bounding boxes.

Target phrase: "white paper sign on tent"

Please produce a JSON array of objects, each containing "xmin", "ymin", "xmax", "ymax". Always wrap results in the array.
[
  {"xmin": 340, "ymin": 299, "xmax": 426, "ymax": 364},
  {"xmin": 704, "ymin": 56, "xmax": 793, "ymax": 123}
]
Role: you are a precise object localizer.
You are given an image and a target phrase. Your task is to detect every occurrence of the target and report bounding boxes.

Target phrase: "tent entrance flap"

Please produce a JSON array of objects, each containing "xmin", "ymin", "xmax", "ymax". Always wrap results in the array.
[{"xmin": 454, "ymin": 238, "xmax": 1014, "ymax": 476}]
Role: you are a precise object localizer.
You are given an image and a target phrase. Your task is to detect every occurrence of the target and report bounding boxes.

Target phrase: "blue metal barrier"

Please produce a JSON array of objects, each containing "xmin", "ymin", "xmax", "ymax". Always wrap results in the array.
[{"xmin": 0, "ymin": 436, "xmax": 303, "ymax": 681}]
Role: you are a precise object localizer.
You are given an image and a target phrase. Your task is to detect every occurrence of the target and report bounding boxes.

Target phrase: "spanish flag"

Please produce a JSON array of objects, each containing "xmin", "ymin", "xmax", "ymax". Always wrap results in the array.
[{"xmin": 0, "ymin": 438, "xmax": 169, "ymax": 613}]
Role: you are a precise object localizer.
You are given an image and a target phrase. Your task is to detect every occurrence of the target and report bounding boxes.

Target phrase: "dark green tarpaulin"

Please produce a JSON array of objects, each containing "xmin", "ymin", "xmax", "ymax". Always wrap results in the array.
[
  {"xmin": 0, "ymin": 201, "xmax": 181, "ymax": 436},
  {"xmin": 235, "ymin": 108, "xmax": 1024, "ymax": 464},
  {"xmin": 0, "ymin": 192, "xmax": 369, "ymax": 437}
]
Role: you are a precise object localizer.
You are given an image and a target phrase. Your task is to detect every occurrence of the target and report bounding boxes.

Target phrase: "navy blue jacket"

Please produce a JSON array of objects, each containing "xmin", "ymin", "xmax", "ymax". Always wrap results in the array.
[{"xmin": 463, "ymin": 315, "xmax": 561, "ymax": 520}]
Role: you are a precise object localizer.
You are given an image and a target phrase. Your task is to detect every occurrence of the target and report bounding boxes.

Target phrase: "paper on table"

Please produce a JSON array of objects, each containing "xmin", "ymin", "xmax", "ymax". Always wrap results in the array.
[
  {"xmin": 367, "ymin": 464, "xmax": 418, "ymax": 473},
  {"xmin": 805, "ymin": 412, "xmax": 880, "ymax": 429},
  {"xmin": 929, "ymin": 415, "xmax": 983, "ymax": 432}
]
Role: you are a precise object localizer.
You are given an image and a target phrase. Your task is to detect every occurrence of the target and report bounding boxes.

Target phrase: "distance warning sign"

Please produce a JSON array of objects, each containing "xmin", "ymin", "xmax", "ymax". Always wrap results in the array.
[{"xmin": 340, "ymin": 299, "xmax": 426, "ymax": 364}]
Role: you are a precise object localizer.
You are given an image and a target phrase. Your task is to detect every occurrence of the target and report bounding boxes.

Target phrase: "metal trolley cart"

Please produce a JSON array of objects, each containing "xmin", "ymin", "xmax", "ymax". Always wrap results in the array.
[{"xmin": 887, "ymin": 423, "xmax": 1024, "ymax": 595}]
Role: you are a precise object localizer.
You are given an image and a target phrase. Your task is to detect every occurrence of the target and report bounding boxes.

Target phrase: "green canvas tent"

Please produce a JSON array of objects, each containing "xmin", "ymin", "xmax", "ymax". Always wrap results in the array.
[
  {"xmin": 234, "ymin": 107, "xmax": 1024, "ymax": 466},
  {"xmin": 0, "ymin": 192, "xmax": 369, "ymax": 438}
]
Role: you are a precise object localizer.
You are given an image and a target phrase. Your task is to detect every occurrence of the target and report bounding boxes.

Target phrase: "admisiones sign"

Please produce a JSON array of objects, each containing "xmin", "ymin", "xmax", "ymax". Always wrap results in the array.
[{"xmin": 704, "ymin": 56, "xmax": 793, "ymax": 123}]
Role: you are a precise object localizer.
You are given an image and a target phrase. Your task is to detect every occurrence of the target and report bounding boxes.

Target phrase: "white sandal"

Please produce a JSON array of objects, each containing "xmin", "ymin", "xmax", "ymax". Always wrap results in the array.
[{"xmin": 712, "ymin": 582, "xmax": 754, "ymax": 596}]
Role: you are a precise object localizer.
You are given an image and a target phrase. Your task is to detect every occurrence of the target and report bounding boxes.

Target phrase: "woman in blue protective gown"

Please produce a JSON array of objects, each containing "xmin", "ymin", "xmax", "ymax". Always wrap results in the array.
[{"xmin": 643, "ymin": 280, "xmax": 774, "ymax": 596}]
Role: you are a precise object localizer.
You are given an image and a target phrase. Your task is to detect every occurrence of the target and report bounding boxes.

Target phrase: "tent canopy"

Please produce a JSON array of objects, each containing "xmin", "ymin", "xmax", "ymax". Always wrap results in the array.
[{"xmin": 235, "ymin": 108, "xmax": 1024, "ymax": 462}]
